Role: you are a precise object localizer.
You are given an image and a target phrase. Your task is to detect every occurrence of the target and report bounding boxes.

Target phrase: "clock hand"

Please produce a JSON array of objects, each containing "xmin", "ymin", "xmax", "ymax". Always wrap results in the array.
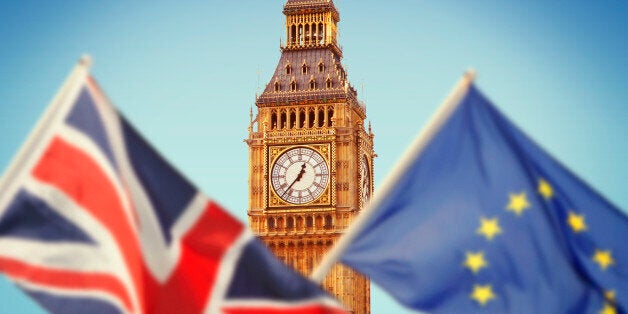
[{"xmin": 281, "ymin": 163, "xmax": 307, "ymax": 198}]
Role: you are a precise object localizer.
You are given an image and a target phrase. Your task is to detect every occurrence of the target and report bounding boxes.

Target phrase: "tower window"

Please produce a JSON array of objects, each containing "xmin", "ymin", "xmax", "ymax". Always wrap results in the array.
[
  {"xmin": 324, "ymin": 215, "xmax": 333, "ymax": 229},
  {"xmin": 267, "ymin": 217, "xmax": 275, "ymax": 230},
  {"xmin": 299, "ymin": 110, "xmax": 306, "ymax": 128},
  {"xmin": 290, "ymin": 25, "xmax": 296, "ymax": 45},
  {"xmin": 318, "ymin": 23, "xmax": 325, "ymax": 44},
  {"xmin": 319, "ymin": 62, "xmax": 325, "ymax": 72},
  {"xmin": 318, "ymin": 108, "xmax": 325, "ymax": 127},
  {"xmin": 274, "ymin": 81, "xmax": 280, "ymax": 92},
  {"xmin": 286, "ymin": 65, "xmax": 292, "ymax": 75},
  {"xmin": 309, "ymin": 79, "xmax": 316, "ymax": 90},
  {"xmin": 327, "ymin": 108, "xmax": 334, "ymax": 127},
  {"xmin": 308, "ymin": 109, "xmax": 315, "ymax": 128},
  {"xmin": 280, "ymin": 110, "xmax": 287, "ymax": 129},
  {"xmin": 311, "ymin": 23, "xmax": 317, "ymax": 44},
  {"xmin": 271, "ymin": 111, "xmax": 278, "ymax": 129},
  {"xmin": 326, "ymin": 78, "xmax": 332, "ymax": 88},
  {"xmin": 302, "ymin": 64, "xmax": 307, "ymax": 74},
  {"xmin": 306, "ymin": 216, "xmax": 313, "ymax": 228},
  {"xmin": 289, "ymin": 110, "xmax": 296, "ymax": 129},
  {"xmin": 291, "ymin": 81, "xmax": 297, "ymax": 91}
]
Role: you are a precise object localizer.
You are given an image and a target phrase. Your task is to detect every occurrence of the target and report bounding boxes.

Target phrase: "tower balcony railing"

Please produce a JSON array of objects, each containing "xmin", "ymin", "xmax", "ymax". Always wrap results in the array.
[
  {"xmin": 257, "ymin": 88, "xmax": 349, "ymax": 105},
  {"xmin": 251, "ymin": 211, "xmax": 356, "ymax": 236},
  {"xmin": 280, "ymin": 38, "xmax": 342, "ymax": 53},
  {"xmin": 267, "ymin": 128, "xmax": 335, "ymax": 137},
  {"xmin": 262, "ymin": 228, "xmax": 343, "ymax": 237}
]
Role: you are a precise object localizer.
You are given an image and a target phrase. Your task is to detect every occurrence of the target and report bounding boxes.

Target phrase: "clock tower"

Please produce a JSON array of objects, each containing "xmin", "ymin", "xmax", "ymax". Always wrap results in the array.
[{"xmin": 246, "ymin": 0, "xmax": 373, "ymax": 312}]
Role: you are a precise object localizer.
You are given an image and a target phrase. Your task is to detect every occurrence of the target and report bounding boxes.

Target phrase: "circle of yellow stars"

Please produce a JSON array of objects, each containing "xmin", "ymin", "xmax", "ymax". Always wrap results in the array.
[{"xmin": 463, "ymin": 178, "xmax": 618, "ymax": 311}]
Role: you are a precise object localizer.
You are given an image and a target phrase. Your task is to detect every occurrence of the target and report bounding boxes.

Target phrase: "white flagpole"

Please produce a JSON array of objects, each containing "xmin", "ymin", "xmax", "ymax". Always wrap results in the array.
[
  {"xmin": 0, "ymin": 55, "xmax": 92, "ymax": 203},
  {"xmin": 310, "ymin": 69, "xmax": 477, "ymax": 283}
]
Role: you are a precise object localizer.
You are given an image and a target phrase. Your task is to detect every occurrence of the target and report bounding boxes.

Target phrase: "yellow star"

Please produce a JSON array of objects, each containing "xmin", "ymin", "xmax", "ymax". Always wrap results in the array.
[
  {"xmin": 463, "ymin": 251, "xmax": 488, "ymax": 274},
  {"xmin": 599, "ymin": 303, "xmax": 616, "ymax": 314},
  {"xmin": 605, "ymin": 290, "xmax": 616, "ymax": 302},
  {"xmin": 470, "ymin": 284, "xmax": 496, "ymax": 306},
  {"xmin": 477, "ymin": 217, "xmax": 502, "ymax": 241},
  {"xmin": 567, "ymin": 211, "xmax": 587, "ymax": 233},
  {"xmin": 593, "ymin": 249, "xmax": 615, "ymax": 271},
  {"xmin": 506, "ymin": 192, "xmax": 530, "ymax": 216},
  {"xmin": 538, "ymin": 179, "xmax": 554, "ymax": 200}
]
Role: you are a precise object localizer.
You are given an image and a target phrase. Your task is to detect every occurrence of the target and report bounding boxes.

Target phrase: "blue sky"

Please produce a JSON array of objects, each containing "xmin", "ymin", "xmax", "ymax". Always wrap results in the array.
[{"xmin": 0, "ymin": 1, "xmax": 627, "ymax": 313}]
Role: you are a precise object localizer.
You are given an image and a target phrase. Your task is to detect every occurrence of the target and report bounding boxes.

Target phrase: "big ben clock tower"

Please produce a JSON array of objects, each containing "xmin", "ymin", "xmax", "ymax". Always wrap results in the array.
[{"xmin": 246, "ymin": 0, "xmax": 373, "ymax": 312}]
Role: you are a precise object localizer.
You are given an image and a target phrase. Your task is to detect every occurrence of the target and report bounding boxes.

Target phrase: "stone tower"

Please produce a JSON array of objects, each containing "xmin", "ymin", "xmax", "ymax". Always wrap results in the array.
[{"xmin": 246, "ymin": 0, "xmax": 373, "ymax": 312}]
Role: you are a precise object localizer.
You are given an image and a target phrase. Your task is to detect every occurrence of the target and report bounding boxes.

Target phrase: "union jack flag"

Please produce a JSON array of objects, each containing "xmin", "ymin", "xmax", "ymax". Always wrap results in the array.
[{"xmin": 0, "ymin": 58, "xmax": 346, "ymax": 314}]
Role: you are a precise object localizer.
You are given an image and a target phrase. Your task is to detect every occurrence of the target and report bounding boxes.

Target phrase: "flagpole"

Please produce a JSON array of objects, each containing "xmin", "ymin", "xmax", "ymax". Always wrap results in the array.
[
  {"xmin": 310, "ymin": 69, "xmax": 477, "ymax": 283},
  {"xmin": 0, "ymin": 55, "xmax": 92, "ymax": 200}
]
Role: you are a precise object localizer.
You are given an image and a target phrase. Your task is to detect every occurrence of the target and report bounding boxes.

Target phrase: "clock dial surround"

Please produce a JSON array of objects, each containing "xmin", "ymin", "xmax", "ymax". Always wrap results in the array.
[{"xmin": 271, "ymin": 147, "xmax": 330, "ymax": 205}]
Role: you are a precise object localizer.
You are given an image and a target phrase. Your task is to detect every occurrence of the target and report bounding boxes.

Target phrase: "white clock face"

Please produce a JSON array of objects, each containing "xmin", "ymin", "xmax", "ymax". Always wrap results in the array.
[
  {"xmin": 271, "ymin": 147, "xmax": 329, "ymax": 204},
  {"xmin": 360, "ymin": 155, "xmax": 371, "ymax": 205}
]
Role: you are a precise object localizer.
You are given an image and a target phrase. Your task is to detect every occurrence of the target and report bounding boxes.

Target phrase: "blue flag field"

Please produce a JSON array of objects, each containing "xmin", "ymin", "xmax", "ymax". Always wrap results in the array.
[{"xmin": 334, "ymin": 75, "xmax": 628, "ymax": 313}]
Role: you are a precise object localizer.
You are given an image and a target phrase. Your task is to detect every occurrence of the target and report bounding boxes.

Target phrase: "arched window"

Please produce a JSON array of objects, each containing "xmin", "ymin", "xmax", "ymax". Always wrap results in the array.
[
  {"xmin": 318, "ymin": 62, "xmax": 325, "ymax": 73},
  {"xmin": 324, "ymin": 215, "xmax": 333, "ymax": 229},
  {"xmin": 327, "ymin": 108, "xmax": 334, "ymax": 127},
  {"xmin": 304, "ymin": 24, "xmax": 310, "ymax": 45},
  {"xmin": 308, "ymin": 109, "xmax": 315, "ymax": 128},
  {"xmin": 326, "ymin": 78, "xmax": 332, "ymax": 88},
  {"xmin": 287, "ymin": 217, "xmax": 294, "ymax": 229},
  {"xmin": 271, "ymin": 111, "xmax": 277, "ymax": 130},
  {"xmin": 306, "ymin": 216, "xmax": 313, "ymax": 228},
  {"xmin": 286, "ymin": 65, "xmax": 292, "ymax": 75},
  {"xmin": 289, "ymin": 110, "xmax": 296, "ymax": 129},
  {"xmin": 299, "ymin": 109, "xmax": 306, "ymax": 128},
  {"xmin": 290, "ymin": 81, "xmax": 297, "ymax": 91},
  {"xmin": 311, "ymin": 23, "xmax": 317, "ymax": 44},
  {"xmin": 309, "ymin": 79, "xmax": 316, "ymax": 90},
  {"xmin": 296, "ymin": 216, "xmax": 303, "ymax": 229},
  {"xmin": 280, "ymin": 110, "xmax": 287, "ymax": 129},
  {"xmin": 302, "ymin": 64, "xmax": 308, "ymax": 74},
  {"xmin": 290, "ymin": 25, "xmax": 297, "ymax": 45},
  {"xmin": 298, "ymin": 24, "xmax": 303, "ymax": 45},
  {"xmin": 318, "ymin": 108, "xmax": 325, "ymax": 127},
  {"xmin": 318, "ymin": 23, "xmax": 325, "ymax": 44},
  {"xmin": 274, "ymin": 81, "xmax": 280, "ymax": 92},
  {"xmin": 267, "ymin": 217, "xmax": 275, "ymax": 230}
]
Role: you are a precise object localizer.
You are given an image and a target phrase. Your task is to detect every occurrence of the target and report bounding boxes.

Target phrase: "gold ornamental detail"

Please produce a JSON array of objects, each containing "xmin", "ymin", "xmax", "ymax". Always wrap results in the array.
[{"xmin": 268, "ymin": 144, "xmax": 332, "ymax": 209}]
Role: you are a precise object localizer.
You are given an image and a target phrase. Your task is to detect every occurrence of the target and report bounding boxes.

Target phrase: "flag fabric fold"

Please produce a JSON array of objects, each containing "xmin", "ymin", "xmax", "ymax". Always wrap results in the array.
[
  {"xmin": 340, "ymin": 81, "xmax": 628, "ymax": 313},
  {"xmin": 0, "ymin": 59, "xmax": 345, "ymax": 314}
]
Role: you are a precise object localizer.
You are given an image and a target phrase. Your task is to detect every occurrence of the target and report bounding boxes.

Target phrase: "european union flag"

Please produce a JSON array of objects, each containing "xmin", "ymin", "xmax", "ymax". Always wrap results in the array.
[{"xmin": 340, "ymin": 76, "xmax": 628, "ymax": 313}]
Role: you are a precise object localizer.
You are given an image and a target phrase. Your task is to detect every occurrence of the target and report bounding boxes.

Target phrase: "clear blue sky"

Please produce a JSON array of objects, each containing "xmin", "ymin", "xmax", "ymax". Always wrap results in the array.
[{"xmin": 1, "ymin": 1, "xmax": 627, "ymax": 313}]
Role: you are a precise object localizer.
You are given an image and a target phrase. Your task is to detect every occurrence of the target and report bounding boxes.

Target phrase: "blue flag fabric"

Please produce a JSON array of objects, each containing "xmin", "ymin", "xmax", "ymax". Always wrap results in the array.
[{"xmin": 341, "ymin": 84, "xmax": 628, "ymax": 313}]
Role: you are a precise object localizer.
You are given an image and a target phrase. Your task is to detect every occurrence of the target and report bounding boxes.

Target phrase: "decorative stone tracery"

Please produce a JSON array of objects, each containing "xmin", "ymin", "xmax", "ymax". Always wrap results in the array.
[{"xmin": 246, "ymin": 1, "xmax": 374, "ymax": 313}]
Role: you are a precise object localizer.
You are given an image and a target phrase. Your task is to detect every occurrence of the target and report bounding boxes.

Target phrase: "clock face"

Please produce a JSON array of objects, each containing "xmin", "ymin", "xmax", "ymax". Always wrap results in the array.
[
  {"xmin": 271, "ymin": 147, "xmax": 330, "ymax": 204},
  {"xmin": 360, "ymin": 155, "xmax": 371, "ymax": 205}
]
